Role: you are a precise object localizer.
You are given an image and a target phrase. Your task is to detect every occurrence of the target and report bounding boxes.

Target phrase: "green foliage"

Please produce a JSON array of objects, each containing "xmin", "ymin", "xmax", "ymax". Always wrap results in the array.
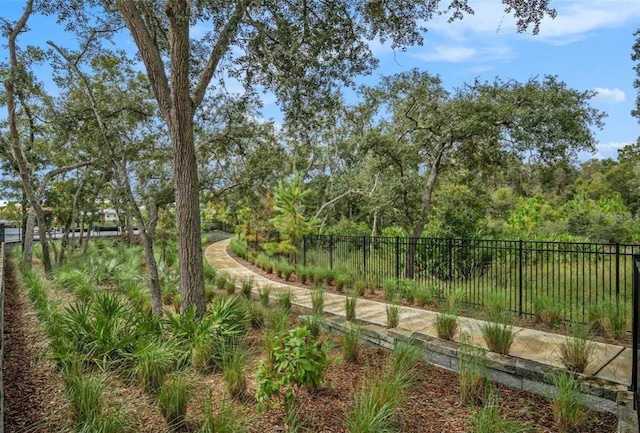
[
  {"xmin": 222, "ymin": 340, "xmax": 248, "ymax": 400},
  {"xmin": 459, "ymin": 337, "xmax": 489, "ymax": 406},
  {"xmin": 343, "ymin": 325, "xmax": 361, "ymax": 364},
  {"xmin": 385, "ymin": 303, "xmax": 400, "ymax": 329},
  {"xmin": 533, "ymin": 295, "xmax": 564, "ymax": 327},
  {"xmin": 241, "ymin": 277, "xmax": 254, "ymax": 299},
  {"xmin": 270, "ymin": 173, "xmax": 320, "ymax": 248},
  {"xmin": 259, "ymin": 285, "xmax": 271, "ymax": 307},
  {"xmin": 560, "ymin": 324, "xmax": 596, "ymax": 373},
  {"xmin": 129, "ymin": 339, "xmax": 180, "ymax": 394},
  {"xmin": 65, "ymin": 372, "xmax": 106, "ymax": 426},
  {"xmin": 203, "ymin": 259, "xmax": 218, "ymax": 284},
  {"xmin": 255, "ymin": 326, "xmax": 330, "ymax": 412},
  {"xmin": 552, "ymin": 371, "xmax": 587, "ymax": 433},
  {"xmin": 296, "ymin": 265, "xmax": 310, "ymax": 284},
  {"xmin": 345, "ymin": 294, "xmax": 357, "ymax": 321},
  {"xmin": 472, "ymin": 393, "xmax": 530, "ymax": 433},
  {"xmin": 602, "ymin": 301, "xmax": 629, "ymax": 340},
  {"xmin": 277, "ymin": 290, "xmax": 293, "ymax": 313},
  {"xmin": 200, "ymin": 395, "xmax": 245, "ymax": 433},
  {"xmin": 158, "ymin": 375, "xmax": 191, "ymax": 431},
  {"xmin": 311, "ymin": 287, "xmax": 325, "ymax": 315}
]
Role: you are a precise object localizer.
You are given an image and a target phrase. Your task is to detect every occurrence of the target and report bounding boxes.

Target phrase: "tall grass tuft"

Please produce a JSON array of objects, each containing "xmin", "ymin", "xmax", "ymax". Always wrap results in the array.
[
  {"xmin": 130, "ymin": 339, "xmax": 179, "ymax": 394},
  {"xmin": 473, "ymin": 392, "xmax": 529, "ymax": 433},
  {"xmin": 458, "ymin": 336, "xmax": 489, "ymax": 406},
  {"xmin": 343, "ymin": 325, "xmax": 361, "ymax": 363},
  {"xmin": 481, "ymin": 293, "xmax": 516, "ymax": 355},
  {"xmin": 158, "ymin": 375, "xmax": 192, "ymax": 431},
  {"xmin": 65, "ymin": 372, "xmax": 106, "ymax": 426},
  {"xmin": 311, "ymin": 287, "xmax": 325, "ymax": 315},
  {"xmin": 200, "ymin": 395, "xmax": 245, "ymax": 433},
  {"xmin": 560, "ymin": 324, "xmax": 596, "ymax": 373},
  {"xmin": 386, "ymin": 303, "xmax": 400, "ymax": 329},
  {"xmin": 552, "ymin": 371, "xmax": 587, "ymax": 433},
  {"xmin": 241, "ymin": 277, "xmax": 254, "ymax": 299},
  {"xmin": 533, "ymin": 295, "xmax": 564, "ymax": 328},
  {"xmin": 435, "ymin": 290, "xmax": 463, "ymax": 341},
  {"xmin": 602, "ymin": 301, "xmax": 628, "ymax": 340},
  {"xmin": 277, "ymin": 290, "xmax": 293, "ymax": 313},
  {"xmin": 259, "ymin": 285, "xmax": 271, "ymax": 307},
  {"xmin": 222, "ymin": 340, "xmax": 248, "ymax": 400},
  {"xmin": 345, "ymin": 294, "xmax": 357, "ymax": 321}
]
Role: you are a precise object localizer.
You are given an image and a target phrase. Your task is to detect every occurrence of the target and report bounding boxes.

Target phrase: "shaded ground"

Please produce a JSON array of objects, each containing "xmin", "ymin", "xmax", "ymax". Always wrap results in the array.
[{"xmin": 2, "ymin": 259, "xmax": 68, "ymax": 433}]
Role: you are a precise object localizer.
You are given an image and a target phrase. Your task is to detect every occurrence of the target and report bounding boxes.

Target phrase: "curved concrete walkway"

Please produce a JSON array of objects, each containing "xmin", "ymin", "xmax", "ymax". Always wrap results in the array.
[{"xmin": 205, "ymin": 239, "xmax": 631, "ymax": 389}]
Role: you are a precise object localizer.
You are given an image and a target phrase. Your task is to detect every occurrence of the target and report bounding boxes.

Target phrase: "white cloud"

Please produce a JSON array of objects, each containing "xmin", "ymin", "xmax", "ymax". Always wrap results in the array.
[
  {"xmin": 593, "ymin": 87, "xmax": 626, "ymax": 103},
  {"xmin": 411, "ymin": 44, "xmax": 512, "ymax": 64},
  {"xmin": 587, "ymin": 141, "xmax": 631, "ymax": 160}
]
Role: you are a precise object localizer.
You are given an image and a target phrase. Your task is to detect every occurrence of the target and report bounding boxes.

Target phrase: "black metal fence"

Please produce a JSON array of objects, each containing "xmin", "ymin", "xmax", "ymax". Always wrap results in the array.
[
  {"xmin": 632, "ymin": 254, "xmax": 640, "ymax": 421},
  {"xmin": 300, "ymin": 234, "xmax": 640, "ymax": 323}
]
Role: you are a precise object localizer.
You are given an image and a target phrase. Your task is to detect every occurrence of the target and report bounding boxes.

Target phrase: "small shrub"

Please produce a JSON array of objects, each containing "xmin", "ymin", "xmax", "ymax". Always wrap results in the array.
[
  {"xmin": 560, "ymin": 324, "xmax": 596, "ymax": 373},
  {"xmin": 311, "ymin": 287, "xmax": 325, "ymax": 315},
  {"xmin": 296, "ymin": 265, "xmax": 310, "ymax": 284},
  {"xmin": 259, "ymin": 285, "xmax": 271, "ymax": 307},
  {"xmin": 552, "ymin": 371, "xmax": 587, "ymax": 433},
  {"xmin": 158, "ymin": 375, "xmax": 191, "ymax": 431},
  {"xmin": 345, "ymin": 294, "xmax": 357, "ymax": 321},
  {"xmin": 312, "ymin": 267, "xmax": 326, "ymax": 286},
  {"xmin": 435, "ymin": 313, "xmax": 458, "ymax": 341},
  {"xmin": 335, "ymin": 272, "xmax": 354, "ymax": 293},
  {"xmin": 382, "ymin": 278, "xmax": 399, "ymax": 302},
  {"xmin": 324, "ymin": 269, "xmax": 336, "ymax": 285},
  {"xmin": 481, "ymin": 321, "xmax": 516, "ymax": 355},
  {"xmin": 255, "ymin": 326, "xmax": 330, "ymax": 412},
  {"xmin": 343, "ymin": 325, "xmax": 360, "ymax": 363},
  {"xmin": 410, "ymin": 282, "xmax": 434, "ymax": 307},
  {"xmin": 386, "ymin": 303, "xmax": 400, "ymax": 329},
  {"xmin": 282, "ymin": 264, "xmax": 295, "ymax": 281},
  {"xmin": 602, "ymin": 301, "xmax": 628, "ymax": 340}
]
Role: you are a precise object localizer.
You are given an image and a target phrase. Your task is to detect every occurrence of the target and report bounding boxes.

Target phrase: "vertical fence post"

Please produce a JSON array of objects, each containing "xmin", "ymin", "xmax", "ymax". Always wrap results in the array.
[
  {"xmin": 616, "ymin": 242, "xmax": 620, "ymax": 304},
  {"xmin": 329, "ymin": 235, "xmax": 334, "ymax": 270},
  {"xmin": 447, "ymin": 238, "xmax": 453, "ymax": 280},
  {"xmin": 518, "ymin": 240, "xmax": 523, "ymax": 317},
  {"xmin": 631, "ymin": 254, "xmax": 639, "ymax": 410},
  {"xmin": 0, "ymin": 223, "xmax": 4, "ymax": 244},
  {"xmin": 395, "ymin": 236, "xmax": 400, "ymax": 280},
  {"xmin": 303, "ymin": 236, "xmax": 307, "ymax": 267},
  {"xmin": 363, "ymin": 236, "xmax": 367, "ymax": 279}
]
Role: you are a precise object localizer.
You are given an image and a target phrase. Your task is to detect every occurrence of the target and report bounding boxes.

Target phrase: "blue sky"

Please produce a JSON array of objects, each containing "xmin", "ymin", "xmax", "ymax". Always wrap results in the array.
[{"xmin": 2, "ymin": 0, "xmax": 639, "ymax": 161}]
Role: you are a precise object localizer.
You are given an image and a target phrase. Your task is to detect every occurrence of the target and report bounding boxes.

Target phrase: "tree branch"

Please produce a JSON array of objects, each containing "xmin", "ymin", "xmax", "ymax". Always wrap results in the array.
[{"xmin": 192, "ymin": 0, "xmax": 250, "ymax": 109}]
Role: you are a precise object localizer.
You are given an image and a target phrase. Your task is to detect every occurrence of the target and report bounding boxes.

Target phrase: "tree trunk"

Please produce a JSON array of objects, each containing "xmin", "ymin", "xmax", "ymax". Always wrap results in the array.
[
  {"xmin": 404, "ymin": 141, "xmax": 448, "ymax": 278},
  {"xmin": 168, "ymin": 1, "xmax": 205, "ymax": 317},
  {"xmin": 23, "ymin": 210, "xmax": 35, "ymax": 268}
]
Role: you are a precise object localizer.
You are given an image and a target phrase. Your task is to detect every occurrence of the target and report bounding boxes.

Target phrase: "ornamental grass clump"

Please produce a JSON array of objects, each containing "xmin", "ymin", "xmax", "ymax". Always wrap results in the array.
[
  {"xmin": 311, "ymin": 287, "xmax": 325, "ymax": 315},
  {"xmin": 277, "ymin": 290, "xmax": 293, "ymax": 313},
  {"xmin": 345, "ymin": 294, "xmax": 357, "ymax": 321},
  {"xmin": 343, "ymin": 325, "xmax": 361, "ymax": 364},
  {"xmin": 481, "ymin": 293, "xmax": 516, "ymax": 355},
  {"xmin": 602, "ymin": 301, "xmax": 628, "ymax": 340},
  {"xmin": 458, "ymin": 336, "xmax": 490, "ymax": 406},
  {"xmin": 552, "ymin": 371, "xmax": 587, "ymax": 433},
  {"xmin": 533, "ymin": 295, "xmax": 564, "ymax": 328},
  {"xmin": 435, "ymin": 290, "xmax": 463, "ymax": 341},
  {"xmin": 258, "ymin": 285, "xmax": 271, "ymax": 307},
  {"xmin": 222, "ymin": 340, "xmax": 248, "ymax": 400},
  {"xmin": 560, "ymin": 324, "xmax": 596, "ymax": 373},
  {"xmin": 386, "ymin": 302, "xmax": 400, "ymax": 329},
  {"xmin": 158, "ymin": 375, "xmax": 192, "ymax": 431}
]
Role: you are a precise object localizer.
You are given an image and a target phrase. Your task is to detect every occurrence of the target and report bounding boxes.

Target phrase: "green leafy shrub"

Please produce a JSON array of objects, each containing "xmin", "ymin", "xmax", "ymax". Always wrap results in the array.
[{"xmin": 255, "ymin": 326, "xmax": 330, "ymax": 412}]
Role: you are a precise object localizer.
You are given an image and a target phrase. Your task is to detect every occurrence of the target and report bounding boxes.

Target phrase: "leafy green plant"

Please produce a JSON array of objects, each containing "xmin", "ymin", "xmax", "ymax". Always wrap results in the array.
[
  {"xmin": 345, "ymin": 294, "xmax": 357, "ymax": 321},
  {"xmin": 311, "ymin": 287, "xmax": 325, "ymax": 315},
  {"xmin": 552, "ymin": 371, "xmax": 587, "ymax": 433},
  {"xmin": 158, "ymin": 375, "xmax": 192, "ymax": 431},
  {"xmin": 602, "ymin": 301, "xmax": 628, "ymax": 340},
  {"xmin": 343, "ymin": 325, "xmax": 361, "ymax": 364},
  {"xmin": 386, "ymin": 303, "xmax": 400, "ymax": 329},
  {"xmin": 255, "ymin": 326, "xmax": 330, "ymax": 412},
  {"xmin": 458, "ymin": 337, "xmax": 489, "ymax": 406},
  {"xmin": 560, "ymin": 324, "xmax": 596, "ymax": 373}
]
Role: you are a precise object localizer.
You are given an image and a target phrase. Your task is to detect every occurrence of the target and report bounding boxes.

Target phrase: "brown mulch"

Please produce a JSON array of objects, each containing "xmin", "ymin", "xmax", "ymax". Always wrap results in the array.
[
  {"xmin": 0, "ymin": 251, "xmax": 619, "ymax": 432},
  {"xmin": 2, "ymin": 259, "xmax": 69, "ymax": 433}
]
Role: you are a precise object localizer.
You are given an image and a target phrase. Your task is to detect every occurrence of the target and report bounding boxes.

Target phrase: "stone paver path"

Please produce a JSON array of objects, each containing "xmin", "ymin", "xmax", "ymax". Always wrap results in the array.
[{"xmin": 205, "ymin": 239, "xmax": 631, "ymax": 388}]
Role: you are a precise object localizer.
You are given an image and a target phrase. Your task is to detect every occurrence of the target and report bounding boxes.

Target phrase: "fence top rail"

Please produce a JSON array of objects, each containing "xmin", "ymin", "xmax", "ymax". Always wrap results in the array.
[{"xmin": 305, "ymin": 234, "xmax": 640, "ymax": 252}]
